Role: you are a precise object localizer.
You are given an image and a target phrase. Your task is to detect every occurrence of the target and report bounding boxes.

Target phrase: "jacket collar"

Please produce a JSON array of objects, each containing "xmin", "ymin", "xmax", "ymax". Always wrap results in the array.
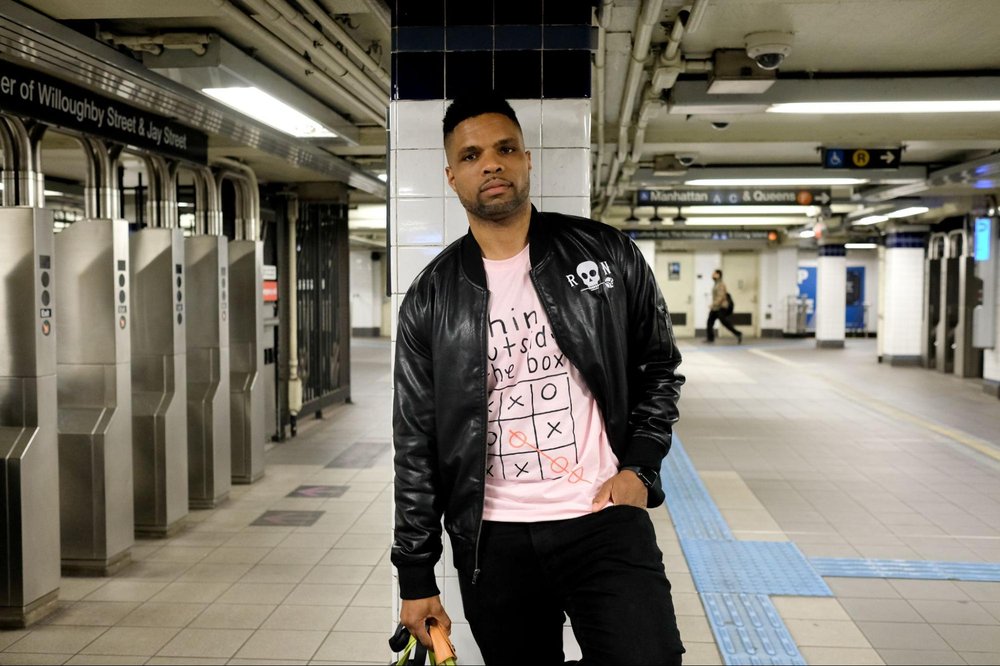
[{"xmin": 460, "ymin": 204, "xmax": 553, "ymax": 290}]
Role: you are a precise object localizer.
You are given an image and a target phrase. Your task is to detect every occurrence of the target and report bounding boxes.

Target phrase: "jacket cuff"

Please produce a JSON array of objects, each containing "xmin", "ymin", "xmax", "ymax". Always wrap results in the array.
[
  {"xmin": 621, "ymin": 433, "xmax": 668, "ymax": 470},
  {"xmin": 396, "ymin": 565, "xmax": 440, "ymax": 600}
]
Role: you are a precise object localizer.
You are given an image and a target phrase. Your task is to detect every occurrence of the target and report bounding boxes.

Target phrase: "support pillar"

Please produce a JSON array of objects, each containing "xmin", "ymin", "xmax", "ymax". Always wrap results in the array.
[{"xmin": 816, "ymin": 243, "xmax": 846, "ymax": 348}]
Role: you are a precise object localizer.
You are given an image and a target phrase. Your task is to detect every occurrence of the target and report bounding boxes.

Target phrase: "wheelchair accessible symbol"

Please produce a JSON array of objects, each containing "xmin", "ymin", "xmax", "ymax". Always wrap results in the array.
[{"xmin": 825, "ymin": 149, "xmax": 845, "ymax": 167}]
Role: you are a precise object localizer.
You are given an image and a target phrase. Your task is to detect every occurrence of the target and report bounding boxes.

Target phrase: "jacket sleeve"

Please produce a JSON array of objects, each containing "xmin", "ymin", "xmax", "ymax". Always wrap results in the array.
[
  {"xmin": 391, "ymin": 284, "xmax": 444, "ymax": 600},
  {"xmin": 618, "ymin": 236, "xmax": 685, "ymax": 474}
]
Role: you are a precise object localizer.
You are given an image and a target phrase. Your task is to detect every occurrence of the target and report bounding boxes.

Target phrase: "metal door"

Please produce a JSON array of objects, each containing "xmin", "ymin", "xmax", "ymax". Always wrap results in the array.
[{"xmin": 654, "ymin": 252, "xmax": 695, "ymax": 337}]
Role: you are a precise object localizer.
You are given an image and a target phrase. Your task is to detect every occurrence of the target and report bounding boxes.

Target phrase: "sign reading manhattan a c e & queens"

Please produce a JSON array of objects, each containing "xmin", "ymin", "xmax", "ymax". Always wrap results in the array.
[{"xmin": 0, "ymin": 60, "xmax": 207, "ymax": 164}]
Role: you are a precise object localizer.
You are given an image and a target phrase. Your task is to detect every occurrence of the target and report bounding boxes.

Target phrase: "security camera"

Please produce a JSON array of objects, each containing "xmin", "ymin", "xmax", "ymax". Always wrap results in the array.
[
  {"xmin": 676, "ymin": 153, "xmax": 698, "ymax": 166},
  {"xmin": 710, "ymin": 121, "xmax": 729, "ymax": 130},
  {"xmin": 745, "ymin": 31, "xmax": 793, "ymax": 70}
]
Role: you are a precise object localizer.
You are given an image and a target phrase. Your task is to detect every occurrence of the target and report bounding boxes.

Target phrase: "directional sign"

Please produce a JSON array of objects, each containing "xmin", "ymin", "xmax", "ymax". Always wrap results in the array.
[
  {"xmin": 637, "ymin": 189, "xmax": 831, "ymax": 206},
  {"xmin": 627, "ymin": 230, "xmax": 772, "ymax": 241},
  {"xmin": 823, "ymin": 148, "xmax": 902, "ymax": 170}
]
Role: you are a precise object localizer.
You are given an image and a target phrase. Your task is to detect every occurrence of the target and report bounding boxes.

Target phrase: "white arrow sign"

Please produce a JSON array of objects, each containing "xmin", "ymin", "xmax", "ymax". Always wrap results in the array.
[
  {"xmin": 815, "ymin": 192, "xmax": 831, "ymax": 205},
  {"xmin": 880, "ymin": 152, "xmax": 896, "ymax": 164}
]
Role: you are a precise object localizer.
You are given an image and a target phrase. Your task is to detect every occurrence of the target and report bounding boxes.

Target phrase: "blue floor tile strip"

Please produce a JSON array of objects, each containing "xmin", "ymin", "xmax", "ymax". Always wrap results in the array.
[
  {"xmin": 701, "ymin": 593, "xmax": 805, "ymax": 666},
  {"xmin": 684, "ymin": 540, "xmax": 831, "ymax": 596},
  {"xmin": 662, "ymin": 436, "xmax": 825, "ymax": 665},
  {"xmin": 810, "ymin": 557, "xmax": 1000, "ymax": 582}
]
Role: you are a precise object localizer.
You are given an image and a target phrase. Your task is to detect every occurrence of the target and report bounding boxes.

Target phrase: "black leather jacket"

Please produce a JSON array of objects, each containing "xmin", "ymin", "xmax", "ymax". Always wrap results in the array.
[{"xmin": 392, "ymin": 207, "xmax": 684, "ymax": 599}]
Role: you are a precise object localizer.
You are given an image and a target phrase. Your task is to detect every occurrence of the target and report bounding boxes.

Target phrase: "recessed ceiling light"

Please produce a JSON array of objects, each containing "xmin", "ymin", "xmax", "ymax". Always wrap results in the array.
[
  {"xmin": 845, "ymin": 242, "xmax": 878, "ymax": 249},
  {"xmin": 202, "ymin": 87, "xmax": 338, "ymax": 138},
  {"xmin": 799, "ymin": 229, "xmax": 816, "ymax": 238},
  {"xmin": 377, "ymin": 173, "xmax": 388, "ymax": 182}
]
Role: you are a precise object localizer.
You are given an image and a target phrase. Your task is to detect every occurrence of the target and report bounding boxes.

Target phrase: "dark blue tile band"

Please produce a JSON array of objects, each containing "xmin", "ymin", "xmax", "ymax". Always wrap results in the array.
[{"xmin": 818, "ymin": 244, "xmax": 846, "ymax": 257}]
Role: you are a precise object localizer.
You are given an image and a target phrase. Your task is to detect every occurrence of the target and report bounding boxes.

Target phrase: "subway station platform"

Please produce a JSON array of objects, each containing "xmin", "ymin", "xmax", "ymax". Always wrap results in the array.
[{"xmin": 1, "ymin": 337, "xmax": 999, "ymax": 665}]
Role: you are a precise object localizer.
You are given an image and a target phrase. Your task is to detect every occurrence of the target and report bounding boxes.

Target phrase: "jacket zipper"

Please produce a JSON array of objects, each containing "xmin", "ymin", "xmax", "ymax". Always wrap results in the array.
[{"xmin": 471, "ymin": 290, "xmax": 489, "ymax": 585}]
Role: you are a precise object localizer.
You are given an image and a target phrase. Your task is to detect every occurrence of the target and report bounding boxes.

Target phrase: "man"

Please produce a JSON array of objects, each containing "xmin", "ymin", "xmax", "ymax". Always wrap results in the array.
[
  {"xmin": 705, "ymin": 269, "xmax": 741, "ymax": 344},
  {"xmin": 392, "ymin": 94, "xmax": 685, "ymax": 665}
]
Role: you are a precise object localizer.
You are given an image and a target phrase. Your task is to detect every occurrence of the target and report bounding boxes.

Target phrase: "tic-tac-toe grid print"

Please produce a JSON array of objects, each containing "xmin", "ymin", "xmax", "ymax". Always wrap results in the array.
[{"xmin": 487, "ymin": 373, "xmax": 580, "ymax": 482}]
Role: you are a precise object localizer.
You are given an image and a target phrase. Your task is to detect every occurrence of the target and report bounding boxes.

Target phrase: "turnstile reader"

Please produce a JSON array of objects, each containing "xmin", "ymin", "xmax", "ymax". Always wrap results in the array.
[
  {"xmin": 0, "ymin": 208, "xmax": 60, "ymax": 627},
  {"xmin": 130, "ymin": 228, "xmax": 188, "ymax": 536},
  {"xmin": 229, "ymin": 239, "xmax": 265, "ymax": 483},
  {"xmin": 55, "ymin": 218, "xmax": 134, "ymax": 575}
]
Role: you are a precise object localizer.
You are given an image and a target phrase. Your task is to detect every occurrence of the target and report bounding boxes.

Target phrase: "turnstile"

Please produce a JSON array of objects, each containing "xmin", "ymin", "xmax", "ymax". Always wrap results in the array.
[
  {"xmin": 0, "ymin": 208, "xmax": 60, "ymax": 627},
  {"xmin": 185, "ymin": 235, "xmax": 231, "ymax": 508},
  {"xmin": 936, "ymin": 230, "xmax": 983, "ymax": 377},
  {"xmin": 923, "ymin": 234, "xmax": 944, "ymax": 369},
  {"xmin": 229, "ymin": 239, "xmax": 265, "ymax": 483},
  {"xmin": 131, "ymin": 227, "xmax": 188, "ymax": 536},
  {"xmin": 55, "ymin": 218, "xmax": 134, "ymax": 574}
]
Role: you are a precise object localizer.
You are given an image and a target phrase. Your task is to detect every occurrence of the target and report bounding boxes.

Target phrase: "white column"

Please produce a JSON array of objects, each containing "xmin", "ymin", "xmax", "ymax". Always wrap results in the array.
[
  {"xmin": 816, "ymin": 244, "xmax": 846, "ymax": 348},
  {"xmin": 881, "ymin": 231, "xmax": 927, "ymax": 365},
  {"xmin": 758, "ymin": 250, "xmax": 778, "ymax": 336},
  {"xmin": 634, "ymin": 239, "xmax": 656, "ymax": 270},
  {"xmin": 982, "ymin": 224, "xmax": 1000, "ymax": 392}
]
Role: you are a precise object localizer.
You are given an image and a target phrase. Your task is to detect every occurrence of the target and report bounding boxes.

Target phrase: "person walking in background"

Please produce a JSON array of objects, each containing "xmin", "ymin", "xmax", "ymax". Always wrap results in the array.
[{"xmin": 706, "ymin": 269, "xmax": 741, "ymax": 344}]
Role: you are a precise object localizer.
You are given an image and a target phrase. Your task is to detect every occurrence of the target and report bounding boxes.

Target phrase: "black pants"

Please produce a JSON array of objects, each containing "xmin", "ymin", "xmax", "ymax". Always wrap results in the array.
[
  {"xmin": 455, "ymin": 505, "xmax": 684, "ymax": 665},
  {"xmin": 706, "ymin": 308, "xmax": 740, "ymax": 341}
]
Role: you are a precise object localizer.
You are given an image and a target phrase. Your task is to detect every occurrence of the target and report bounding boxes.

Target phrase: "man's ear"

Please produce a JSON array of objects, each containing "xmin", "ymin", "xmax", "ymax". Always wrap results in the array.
[
  {"xmin": 445, "ymin": 165, "xmax": 456, "ymax": 193},
  {"xmin": 526, "ymin": 149, "xmax": 532, "ymax": 170}
]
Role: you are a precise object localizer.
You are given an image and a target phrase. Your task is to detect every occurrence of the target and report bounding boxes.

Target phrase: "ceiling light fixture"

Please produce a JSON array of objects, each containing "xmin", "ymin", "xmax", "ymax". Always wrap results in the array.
[
  {"xmin": 885, "ymin": 206, "xmax": 929, "ymax": 218},
  {"xmin": 683, "ymin": 216, "xmax": 806, "ymax": 226},
  {"xmin": 768, "ymin": 101, "xmax": 1000, "ymax": 114},
  {"xmin": 671, "ymin": 207, "xmax": 687, "ymax": 225},
  {"xmin": 852, "ymin": 215, "xmax": 890, "ymax": 225},
  {"xmin": 845, "ymin": 242, "xmax": 878, "ymax": 249},
  {"xmin": 649, "ymin": 206, "xmax": 664, "ymax": 223},
  {"xmin": 685, "ymin": 177, "xmax": 867, "ymax": 186},
  {"xmin": 799, "ymin": 229, "xmax": 816, "ymax": 238},
  {"xmin": 202, "ymin": 87, "xmax": 338, "ymax": 138}
]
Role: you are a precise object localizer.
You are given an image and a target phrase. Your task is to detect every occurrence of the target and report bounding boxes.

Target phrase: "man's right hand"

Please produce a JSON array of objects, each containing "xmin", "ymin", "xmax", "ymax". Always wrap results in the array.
[{"xmin": 400, "ymin": 596, "xmax": 451, "ymax": 650}]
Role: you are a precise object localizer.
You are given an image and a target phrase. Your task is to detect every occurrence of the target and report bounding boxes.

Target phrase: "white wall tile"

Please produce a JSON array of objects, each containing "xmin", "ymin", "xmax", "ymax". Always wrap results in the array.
[
  {"xmin": 882, "ymin": 247, "xmax": 924, "ymax": 355},
  {"xmin": 394, "ymin": 149, "xmax": 446, "ymax": 198},
  {"xmin": 509, "ymin": 99, "xmax": 542, "ymax": 148},
  {"xmin": 529, "ymin": 152, "xmax": 542, "ymax": 197},
  {"xmin": 395, "ymin": 100, "xmax": 445, "ymax": 149},
  {"xmin": 539, "ymin": 196, "xmax": 590, "ymax": 218},
  {"xmin": 542, "ymin": 99, "xmax": 591, "ymax": 148},
  {"xmin": 396, "ymin": 246, "xmax": 444, "ymax": 294},
  {"xmin": 540, "ymin": 148, "xmax": 589, "ymax": 197},
  {"xmin": 445, "ymin": 197, "xmax": 470, "ymax": 244},
  {"xmin": 396, "ymin": 198, "xmax": 445, "ymax": 246}
]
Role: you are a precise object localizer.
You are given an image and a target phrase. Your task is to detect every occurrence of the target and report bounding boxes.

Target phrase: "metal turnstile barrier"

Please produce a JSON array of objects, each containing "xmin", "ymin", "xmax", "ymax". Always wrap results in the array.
[
  {"xmin": 785, "ymin": 295, "xmax": 809, "ymax": 335},
  {"xmin": 130, "ymin": 227, "xmax": 189, "ymax": 536},
  {"xmin": 185, "ymin": 235, "xmax": 232, "ymax": 507},
  {"xmin": 937, "ymin": 229, "xmax": 983, "ymax": 377},
  {"xmin": 230, "ymin": 239, "xmax": 265, "ymax": 483},
  {"xmin": 0, "ymin": 207, "xmax": 60, "ymax": 627},
  {"xmin": 923, "ymin": 233, "xmax": 945, "ymax": 368},
  {"xmin": 55, "ymin": 218, "xmax": 134, "ymax": 574}
]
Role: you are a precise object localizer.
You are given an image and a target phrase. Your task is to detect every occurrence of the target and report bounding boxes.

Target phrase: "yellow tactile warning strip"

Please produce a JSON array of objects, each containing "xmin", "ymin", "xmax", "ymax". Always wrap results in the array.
[{"xmin": 748, "ymin": 348, "xmax": 1000, "ymax": 465}]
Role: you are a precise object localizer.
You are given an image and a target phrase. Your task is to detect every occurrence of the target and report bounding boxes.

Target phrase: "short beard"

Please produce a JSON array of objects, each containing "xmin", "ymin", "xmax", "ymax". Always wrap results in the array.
[{"xmin": 458, "ymin": 184, "xmax": 530, "ymax": 222}]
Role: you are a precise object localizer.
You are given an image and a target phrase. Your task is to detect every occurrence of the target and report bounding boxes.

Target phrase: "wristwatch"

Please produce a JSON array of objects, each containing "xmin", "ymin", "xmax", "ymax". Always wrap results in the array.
[{"xmin": 621, "ymin": 465, "xmax": 659, "ymax": 489}]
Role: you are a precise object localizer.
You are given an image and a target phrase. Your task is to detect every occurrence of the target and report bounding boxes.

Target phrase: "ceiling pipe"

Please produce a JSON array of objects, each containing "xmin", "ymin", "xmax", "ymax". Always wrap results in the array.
[
  {"xmin": 359, "ymin": 0, "xmax": 391, "ymax": 34},
  {"xmin": 292, "ymin": 0, "xmax": 390, "ymax": 88},
  {"xmin": 593, "ymin": 0, "xmax": 613, "ymax": 201},
  {"xmin": 600, "ymin": 0, "xmax": 664, "ymax": 218},
  {"xmin": 246, "ymin": 0, "xmax": 387, "ymax": 109},
  {"xmin": 208, "ymin": 0, "xmax": 386, "ymax": 126}
]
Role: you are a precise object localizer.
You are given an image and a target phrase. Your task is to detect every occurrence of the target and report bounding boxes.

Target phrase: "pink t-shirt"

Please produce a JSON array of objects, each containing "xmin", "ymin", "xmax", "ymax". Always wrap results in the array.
[{"xmin": 482, "ymin": 245, "xmax": 619, "ymax": 522}]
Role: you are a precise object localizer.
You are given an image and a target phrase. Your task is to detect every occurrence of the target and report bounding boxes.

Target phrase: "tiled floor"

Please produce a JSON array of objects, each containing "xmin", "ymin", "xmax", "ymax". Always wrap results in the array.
[{"xmin": 2, "ymin": 336, "xmax": 999, "ymax": 664}]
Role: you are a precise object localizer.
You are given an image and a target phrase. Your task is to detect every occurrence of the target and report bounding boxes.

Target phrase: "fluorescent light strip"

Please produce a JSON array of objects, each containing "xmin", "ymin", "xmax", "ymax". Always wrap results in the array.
[
  {"xmin": 682, "ymin": 217, "xmax": 807, "ymax": 226},
  {"xmin": 845, "ymin": 242, "xmax": 878, "ymax": 249},
  {"xmin": 799, "ymin": 230, "xmax": 816, "ymax": 238},
  {"xmin": 685, "ymin": 178, "xmax": 867, "ymax": 186},
  {"xmin": 44, "ymin": 189, "xmax": 65, "ymax": 197},
  {"xmin": 202, "ymin": 87, "xmax": 338, "ymax": 138},
  {"xmin": 886, "ymin": 206, "xmax": 929, "ymax": 218},
  {"xmin": 666, "ymin": 205, "xmax": 822, "ymax": 215},
  {"xmin": 769, "ymin": 101, "xmax": 1000, "ymax": 114},
  {"xmin": 853, "ymin": 215, "xmax": 890, "ymax": 226}
]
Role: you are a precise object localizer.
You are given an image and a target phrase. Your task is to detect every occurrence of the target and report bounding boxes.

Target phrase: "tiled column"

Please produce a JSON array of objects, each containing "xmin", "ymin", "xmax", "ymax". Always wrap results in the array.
[
  {"xmin": 881, "ymin": 231, "xmax": 927, "ymax": 366},
  {"xmin": 389, "ymin": 1, "xmax": 594, "ymax": 660},
  {"xmin": 816, "ymin": 243, "xmax": 846, "ymax": 348}
]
